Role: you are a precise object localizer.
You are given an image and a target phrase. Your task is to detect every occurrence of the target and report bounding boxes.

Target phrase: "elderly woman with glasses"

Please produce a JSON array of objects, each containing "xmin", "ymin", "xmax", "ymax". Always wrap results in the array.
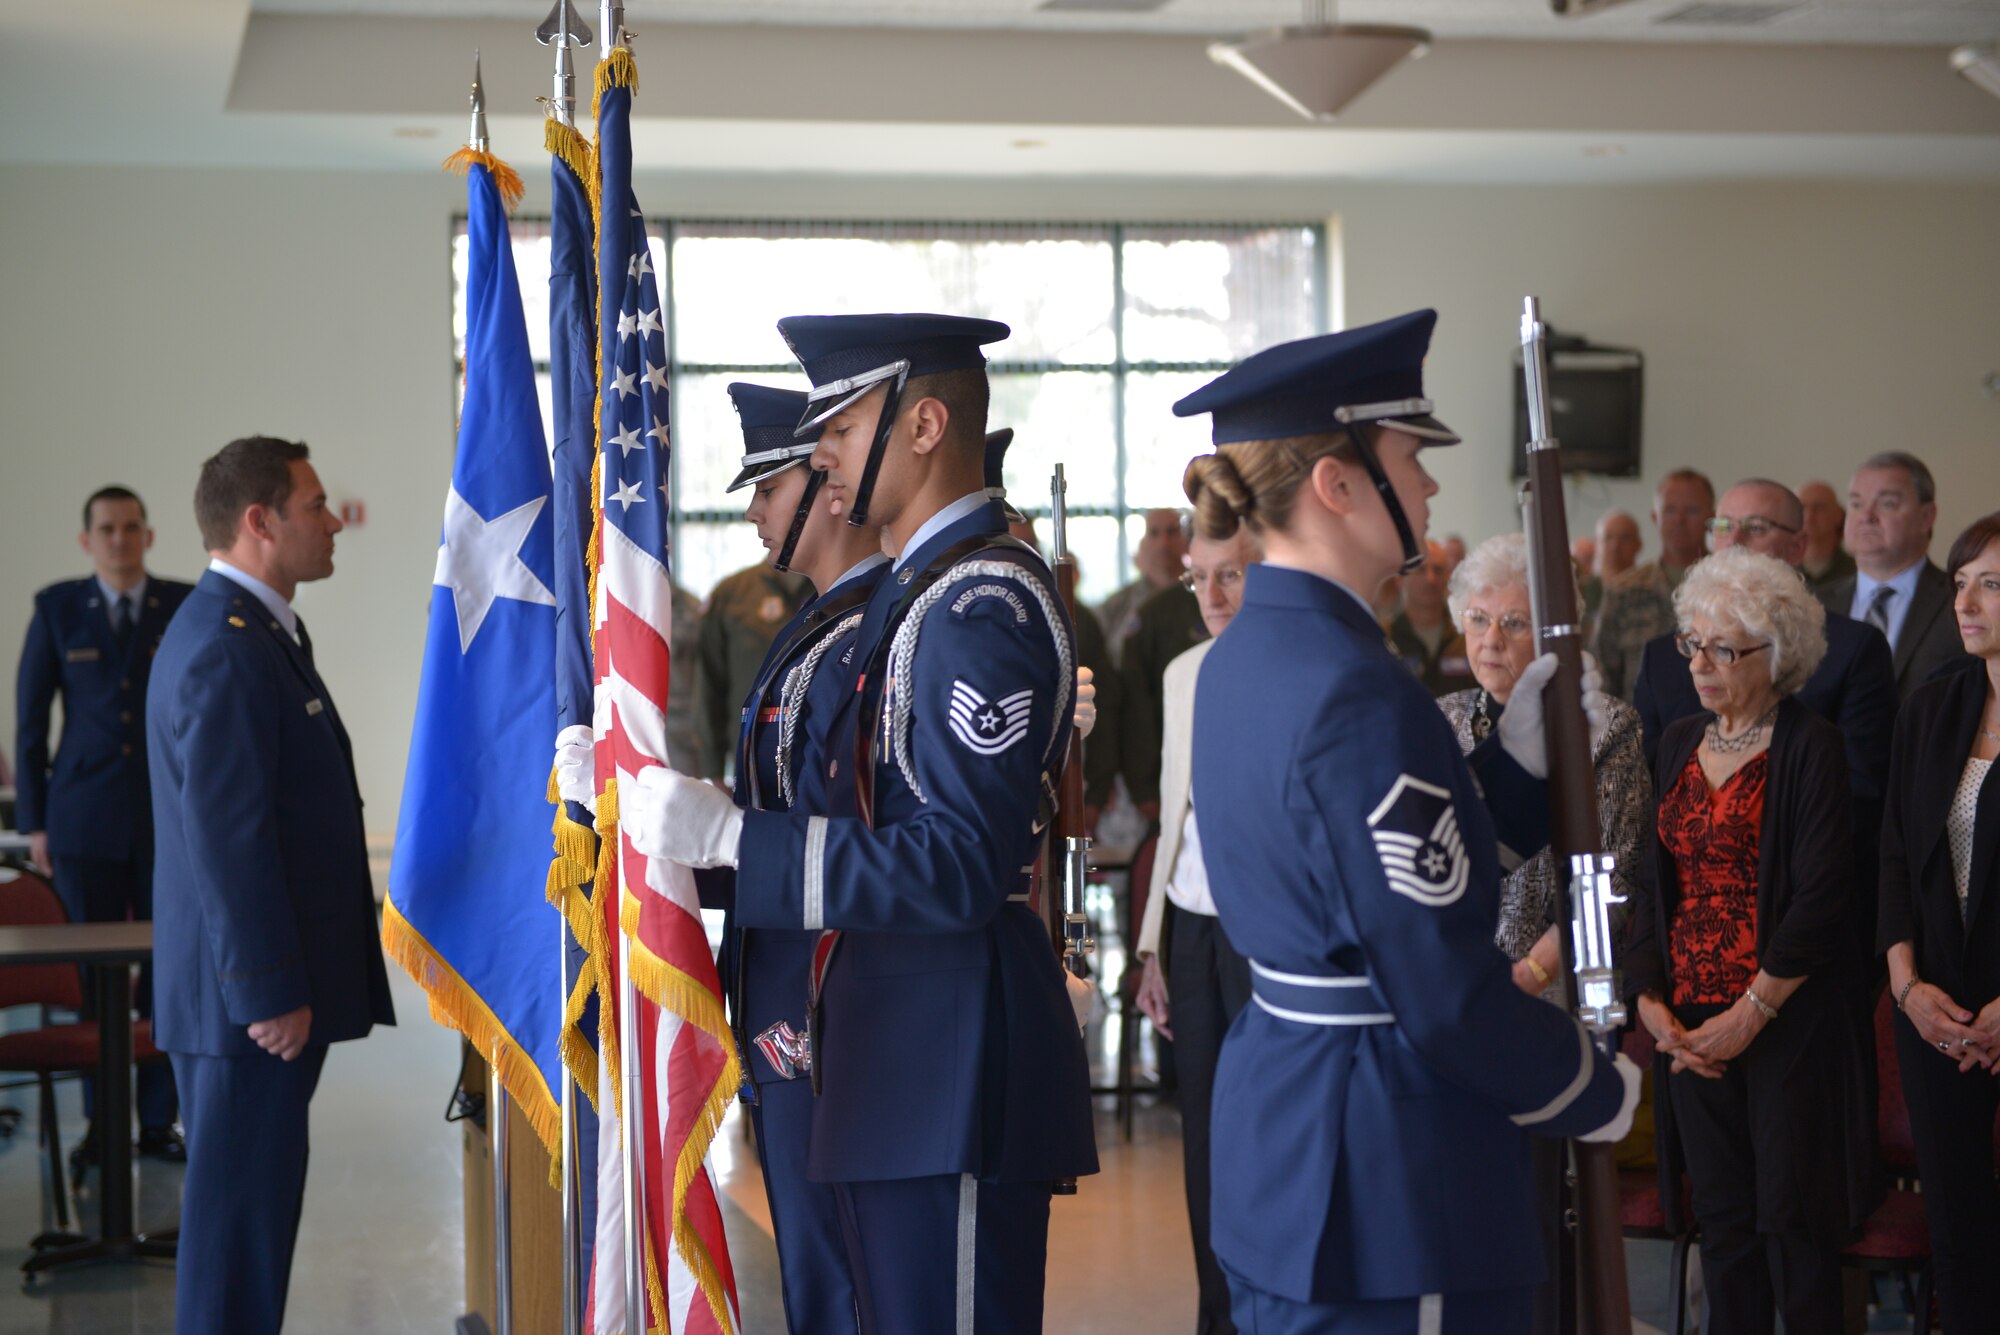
[
  {"xmin": 1438, "ymin": 532, "xmax": 1650, "ymax": 1335},
  {"xmin": 1626, "ymin": 547, "xmax": 1877, "ymax": 1335}
]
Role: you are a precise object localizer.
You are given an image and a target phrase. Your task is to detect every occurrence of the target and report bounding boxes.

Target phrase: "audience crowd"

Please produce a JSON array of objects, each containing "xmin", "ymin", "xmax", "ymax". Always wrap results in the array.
[{"xmin": 11, "ymin": 440, "xmax": 1998, "ymax": 1334}]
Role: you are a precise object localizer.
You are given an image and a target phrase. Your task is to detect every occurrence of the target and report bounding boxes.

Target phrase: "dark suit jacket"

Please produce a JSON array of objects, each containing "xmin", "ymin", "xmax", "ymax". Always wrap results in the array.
[
  {"xmin": 15, "ymin": 576, "xmax": 195, "ymax": 860},
  {"xmin": 147, "ymin": 570, "xmax": 393, "ymax": 1055},
  {"xmin": 1878, "ymin": 664, "xmax": 2000, "ymax": 1012},
  {"xmin": 1626, "ymin": 700, "xmax": 1878, "ymax": 1240},
  {"xmin": 1819, "ymin": 561, "xmax": 1969, "ymax": 702}
]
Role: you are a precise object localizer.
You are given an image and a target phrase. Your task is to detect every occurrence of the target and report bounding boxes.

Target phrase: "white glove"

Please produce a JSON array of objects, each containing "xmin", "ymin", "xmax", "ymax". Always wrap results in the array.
[
  {"xmin": 1576, "ymin": 1052, "xmax": 1644, "ymax": 1144},
  {"xmin": 554, "ymin": 725, "xmax": 597, "ymax": 814},
  {"xmin": 1073, "ymin": 666, "xmax": 1097, "ymax": 740},
  {"xmin": 1496, "ymin": 652, "xmax": 1613, "ymax": 780},
  {"xmin": 623, "ymin": 765, "xmax": 744, "ymax": 870},
  {"xmin": 1064, "ymin": 969, "xmax": 1097, "ymax": 1033}
]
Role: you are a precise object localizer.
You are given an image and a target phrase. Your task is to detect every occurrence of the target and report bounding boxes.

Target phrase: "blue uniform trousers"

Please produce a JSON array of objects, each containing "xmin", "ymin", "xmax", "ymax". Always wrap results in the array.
[
  {"xmin": 750, "ymin": 1077, "xmax": 859, "ymax": 1334},
  {"xmin": 1221, "ymin": 1265, "xmax": 1532, "ymax": 1335},
  {"xmin": 170, "ymin": 1046, "xmax": 327, "ymax": 1335},
  {"xmin": 833, "ymin": 1174, "xmax": 1051, "ymax": 1335},
  {"xmin": 58, "ymin": 854, "xmax": 176, "ymax": 1130}
]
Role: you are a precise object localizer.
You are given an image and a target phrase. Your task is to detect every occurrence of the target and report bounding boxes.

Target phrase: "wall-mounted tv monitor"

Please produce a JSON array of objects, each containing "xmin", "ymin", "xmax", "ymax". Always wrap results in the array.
[{"xmin": 1511, "ymin": 344, "xmax": 1643, "ymax": 479}]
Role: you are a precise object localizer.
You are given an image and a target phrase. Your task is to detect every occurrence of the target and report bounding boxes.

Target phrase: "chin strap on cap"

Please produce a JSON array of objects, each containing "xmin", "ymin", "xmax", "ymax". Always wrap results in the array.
[
  {"xmin": 774, "ymin": 468, "xmax": 825, "ymax": 573},
  {"xmin": 843, "ymin": 372, "xmax": 907, "ymax": 530},
  {"xmin": 1341, "ymin": 420, "xmax": 1424, "ymax": 575}
]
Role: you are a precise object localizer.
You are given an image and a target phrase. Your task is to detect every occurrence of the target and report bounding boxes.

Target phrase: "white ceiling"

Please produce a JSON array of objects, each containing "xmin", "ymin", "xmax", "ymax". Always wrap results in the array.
[
  {"xmin": 250, "ymin": 0, "xmax": 2000, "ymax": 46},
  {"xmin": 3, "ymin": 0, "xmax": 1998, "ymax": 182}
]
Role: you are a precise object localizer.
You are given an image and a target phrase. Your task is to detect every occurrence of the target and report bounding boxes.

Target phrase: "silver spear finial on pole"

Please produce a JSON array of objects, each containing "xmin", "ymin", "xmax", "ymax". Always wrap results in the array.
[
  {"xmin": 468, "ymin": 49, "xmax": 489, "ymax": 152},
  {"xmin": 536, "ymin": 0, "xmax": 593, "ymax": 128},
  {"xmin": 599, "ymin": 0, "xmax": 627, "ymax": 58}
]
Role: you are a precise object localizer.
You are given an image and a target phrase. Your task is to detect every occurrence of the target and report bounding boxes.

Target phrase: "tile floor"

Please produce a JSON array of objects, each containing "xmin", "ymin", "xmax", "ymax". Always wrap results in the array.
[{"xmin": 0, "ymin": 953, "xmax": 1921, "ymax": 1334}]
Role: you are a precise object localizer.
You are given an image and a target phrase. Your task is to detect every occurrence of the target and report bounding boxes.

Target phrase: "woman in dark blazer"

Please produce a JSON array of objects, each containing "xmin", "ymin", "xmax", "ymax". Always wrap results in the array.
[
  {"xmin": 1879, "ymin": 512, "xmax": 2000, "ymax": 1332},
  {"xmin": 1625, "ymin": 549, "xmax": 1876, "ymax": 1334}
]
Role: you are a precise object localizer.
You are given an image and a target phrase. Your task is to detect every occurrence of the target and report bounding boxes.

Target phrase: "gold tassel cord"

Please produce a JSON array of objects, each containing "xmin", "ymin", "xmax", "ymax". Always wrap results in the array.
[
  {"xmin": 441, "ymin": 146, "xmax": 526, "ymax": 212},
  {"xmin": 591, "ymin": 46, "xmax": 640, "ymax": 121}
]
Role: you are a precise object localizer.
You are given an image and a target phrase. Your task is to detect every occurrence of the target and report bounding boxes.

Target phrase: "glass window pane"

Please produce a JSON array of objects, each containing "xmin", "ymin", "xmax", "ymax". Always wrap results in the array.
[
  {"xmin": 1122, "ymin": 371, "xmax": 1219, "ymax": 512},
  {"xmin": 990, "ymin": 372, "xmax": 1117, "ymax": 514},
  {"xmin": 1122, "ymin": 226, "xmax": 1319, "ymax": 365},
  {"xmin": 673, "ymin": 520, "xmax": 769, "ymax": 605},
  {"xmin": 670, "ymin": 226, "xmax": 1114, "ymax": 367},
  {"xmin": 451, "ymin": 223, "xmax": 556, "ymax": 365},
  {"xmin": 1064, "ymin": 516, "xmax": 1124, "ymax": 607}
]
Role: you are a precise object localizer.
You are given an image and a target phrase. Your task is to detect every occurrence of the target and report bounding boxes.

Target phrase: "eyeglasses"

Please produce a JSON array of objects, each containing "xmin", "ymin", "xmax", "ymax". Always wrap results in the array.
[
  {"xmin": 1704, "ymin": 516, "xmax": 1799, "ymax": 542},
  {"xmin": 1674, "ymin": 633, "xmax": 1772, "ymax": 667},
  {"xmin": 1181, "ymin": 567, "xmax": 1246, "ymax": 593},
  {"xmin": 1461, "ymin": 609, "xmax": 1534, "ymax": 641}
]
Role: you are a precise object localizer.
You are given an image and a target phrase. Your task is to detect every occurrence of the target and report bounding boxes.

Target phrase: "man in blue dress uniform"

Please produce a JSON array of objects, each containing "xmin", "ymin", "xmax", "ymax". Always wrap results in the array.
[
  {"xmin": 15, "ymin": 485, "xmax": 194, "ymax": 1162},
  {"xmin": 625, "ymin": 314, "xmax": 1098, "ymax": 1333},
  {"xmin": 149, "ymin": 437, "xmax": 395, "ymax": 1335},
  {"xmin": 1172, "ymin": 313, "xmax": 1641, "ymax": 1333}
]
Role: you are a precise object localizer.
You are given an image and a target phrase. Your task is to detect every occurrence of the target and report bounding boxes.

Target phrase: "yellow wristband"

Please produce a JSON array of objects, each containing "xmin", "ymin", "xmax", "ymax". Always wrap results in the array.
[{"xmin": 1525, "ymin": 956, "xmax": 1551, "ymax": 986}]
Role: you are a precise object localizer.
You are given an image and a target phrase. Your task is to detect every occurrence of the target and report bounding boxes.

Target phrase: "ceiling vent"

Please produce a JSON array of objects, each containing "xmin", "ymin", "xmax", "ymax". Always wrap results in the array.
[{"xmin": 1653, "ymin": 3, "xmax": 1801, "ymax": 26}]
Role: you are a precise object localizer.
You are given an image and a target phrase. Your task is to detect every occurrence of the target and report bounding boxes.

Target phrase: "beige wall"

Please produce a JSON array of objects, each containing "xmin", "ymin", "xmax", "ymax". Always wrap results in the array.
[{"xmin": 4, "ymin": 163, "xmax": 1997, "ymax": 831}]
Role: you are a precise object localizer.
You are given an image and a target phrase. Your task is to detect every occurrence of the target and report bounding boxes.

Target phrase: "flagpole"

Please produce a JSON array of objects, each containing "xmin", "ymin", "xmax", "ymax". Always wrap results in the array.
[
  {"xmin": 619, "ymin": 924, "xmax": 646, "ymax": 1335},
  {"xmin": 559, "ymin": 918, "xmax": 583, "ymax": 1335},
  {"xmin": 489, "ymin": 1046, "xmax": 515, "ymax": 1335}
]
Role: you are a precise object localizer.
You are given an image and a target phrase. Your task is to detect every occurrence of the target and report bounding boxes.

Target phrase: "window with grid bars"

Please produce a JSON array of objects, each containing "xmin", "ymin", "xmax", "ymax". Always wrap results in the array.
[{"xmin": 452, "ymin": 217, "xmax": 1325, "ymax": 603}]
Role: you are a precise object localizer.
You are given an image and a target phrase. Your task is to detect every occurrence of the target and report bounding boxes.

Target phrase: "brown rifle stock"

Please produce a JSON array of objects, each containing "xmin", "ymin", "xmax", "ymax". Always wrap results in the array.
[{"xmin": 1519, "ymin": 297, "xmax": 1633, "ymax": 1335}]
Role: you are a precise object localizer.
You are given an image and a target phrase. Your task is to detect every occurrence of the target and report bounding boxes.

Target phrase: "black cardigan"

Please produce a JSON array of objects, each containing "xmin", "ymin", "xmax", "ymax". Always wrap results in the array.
[
  {"xmin": 1878, "ymin": 661, "xmax": 2000, "ymax": 1010},
  {"xmin": 1625, "ymin": 697, "xmax": 1877, "ymax": 1240}
]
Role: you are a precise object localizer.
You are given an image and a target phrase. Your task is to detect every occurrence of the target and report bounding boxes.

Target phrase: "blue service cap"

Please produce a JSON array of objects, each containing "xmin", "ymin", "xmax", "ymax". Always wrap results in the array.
[
  {"xmin": 1172, "ymin": 309, "xmax": 1459, "ymax": 448},
  {"xmin": 777, "ymin": 313, "xmax": 1011, "ymax": 435},
  {"xmin": 726, "ymin": 381, "xmax": 823, "ymax": 494},
  {"xmin": 983, "ymin": 428, "xmax": 1025, "ymax": 523}
]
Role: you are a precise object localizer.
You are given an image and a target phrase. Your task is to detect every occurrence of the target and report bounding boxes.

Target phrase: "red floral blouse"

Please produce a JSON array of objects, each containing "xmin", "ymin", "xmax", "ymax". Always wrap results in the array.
[{"xmin": 1660, "ymin": 749, "xmax": 1769, "ymax": 1008}]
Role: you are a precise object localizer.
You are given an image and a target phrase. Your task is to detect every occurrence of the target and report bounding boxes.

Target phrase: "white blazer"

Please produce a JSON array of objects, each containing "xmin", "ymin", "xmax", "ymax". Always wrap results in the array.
[{"xmin": 1137, "ymin": 637, "xmax": 1215, "ymax": 959}]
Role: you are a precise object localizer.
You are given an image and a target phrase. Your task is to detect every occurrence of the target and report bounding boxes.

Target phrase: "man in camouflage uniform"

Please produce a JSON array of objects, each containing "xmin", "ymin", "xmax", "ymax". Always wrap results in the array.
[{"xmin": 694, "ymin": 562, "xmax": 810, "ymax": 781}]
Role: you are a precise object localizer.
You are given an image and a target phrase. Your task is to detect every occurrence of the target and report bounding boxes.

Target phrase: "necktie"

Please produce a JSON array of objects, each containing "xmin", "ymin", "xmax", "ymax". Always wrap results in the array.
[
  {"xmin": 112, "ymin": 594, "xmax": 134, "ymax": 649},
  {"xmin": 1865, "ymin": 584, "xmax": 1894, "ymax": 638},
  {"xmin": 296, "ymin": 617, "xmax": 315, "ymax": 664}
]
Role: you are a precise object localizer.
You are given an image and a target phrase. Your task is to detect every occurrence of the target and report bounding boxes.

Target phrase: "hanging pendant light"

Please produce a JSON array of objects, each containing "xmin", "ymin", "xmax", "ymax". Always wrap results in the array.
[{"xmin": 1207, "ymin": 0, "xmax": 1431, "ymax": 124}]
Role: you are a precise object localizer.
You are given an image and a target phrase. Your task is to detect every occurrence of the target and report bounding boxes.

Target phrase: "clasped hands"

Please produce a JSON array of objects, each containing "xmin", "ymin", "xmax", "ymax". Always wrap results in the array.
[
  {"xmin": 1902, "ymin": 982, "xmax": 2000, "ymax": 1075},
  {"xmin": 1637, "ymin": 992, "xmax": 1764, "ymax": 1079}
]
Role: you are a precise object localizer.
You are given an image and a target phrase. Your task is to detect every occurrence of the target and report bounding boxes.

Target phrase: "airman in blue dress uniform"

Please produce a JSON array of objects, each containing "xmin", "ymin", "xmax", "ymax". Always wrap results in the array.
[
  {"xmin": 626, "ymin": 314, "xmax": 1097, "ymax": 1334},
  {"xmin": 1173, "ymin": 311, "xmax": 1641, "ymax": 1334},
  {"xmin": 14, "ymin": 485, "xmax": 194, "ymax": 1157},
  {"xmin": 722, "ymin": 379, "xmax": 887, "ymax": 1334}
]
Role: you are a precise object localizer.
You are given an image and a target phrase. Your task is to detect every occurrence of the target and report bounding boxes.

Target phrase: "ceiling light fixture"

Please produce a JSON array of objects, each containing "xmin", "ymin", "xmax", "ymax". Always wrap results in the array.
[
  {"xmin": 1208, "ymin": 0, "xmax": 1430, "ymax": 125},
  {"xmin": 1952, "ymin": 45, "xmax": 2000, "ymax": 101}
]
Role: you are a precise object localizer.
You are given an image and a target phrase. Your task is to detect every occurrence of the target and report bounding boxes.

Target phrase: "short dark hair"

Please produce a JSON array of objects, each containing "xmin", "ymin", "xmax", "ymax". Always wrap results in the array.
[
  {"xmin": 1658, "ymin": 467, "xmax": 1715, "ymax": 507},
  {"xmin": 1857, "ymin": 451, "xmax": 1936, "ymax": 507},
  {"xmin": 82, "ymin": 485, "xmax": 145, "ymax": 530},
  {"xmin": 195, "ymin": 436, "xmax": 311, "ymax": 550},
  {"xmin": 907, "ymin": 367, "xmax": 989, "ymax": 452},
  {"xmin": 1946, "ymin": 512, "xmax": 2000, "ymax": 580}
]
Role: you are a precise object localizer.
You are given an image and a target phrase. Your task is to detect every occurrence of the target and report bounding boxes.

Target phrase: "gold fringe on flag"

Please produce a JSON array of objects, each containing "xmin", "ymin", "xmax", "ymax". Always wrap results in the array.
[
  {"xmin": 380, "ymin": 898, "xmax": 561, "ymax": 1155},
  {"xmin": 544, "ymin": 117, "xmax": 596, "ymax": 199},
  {"xmin": 592, "ymin": 46, "xmax": 639, "ymax": 120},
  {"xmin": 441, "ymin": 146, "xmax": 526, "ymax": 212}
]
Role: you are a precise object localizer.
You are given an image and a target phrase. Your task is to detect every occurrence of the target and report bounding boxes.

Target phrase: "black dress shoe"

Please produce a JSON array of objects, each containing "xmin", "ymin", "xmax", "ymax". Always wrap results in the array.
[{"xmin": 137, "ymin": 1126, "xmax": 187, "ymax": 1162}]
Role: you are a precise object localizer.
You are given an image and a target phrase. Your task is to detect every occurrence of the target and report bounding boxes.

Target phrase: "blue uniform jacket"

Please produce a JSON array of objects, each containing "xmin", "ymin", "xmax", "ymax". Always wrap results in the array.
[
  {"xmin": 15, "ymin": 575, "xmax": 194, "ymax": 861},
  {"xmin": 708, "ymin": 562, "xmax": 888, "ymax": 1088},
  {"xmin": 1193, "ymin": 565, "xmax": 1625, "ymax": 1304},
  {"xmin": 147, "ymin": 571, "xmax": 394, "ymax": 1056},
  {"xmin": 731, "ymin": 499, "xmax": 1098, "ymax": 1185}
]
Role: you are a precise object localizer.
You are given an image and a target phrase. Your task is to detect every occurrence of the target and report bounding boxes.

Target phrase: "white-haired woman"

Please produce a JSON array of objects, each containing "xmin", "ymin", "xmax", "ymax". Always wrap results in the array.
[
  {"xmin": 1440, "ymin": 534, "xmax": 1648, "ymax": 998},
  {"xmin": 1625, "ymin": 547, "xmax": 1876, "ymax": 1335},
  {"xmin": 1437, "ymin": 533, "xmax": 1650, "ymax": 1335}
]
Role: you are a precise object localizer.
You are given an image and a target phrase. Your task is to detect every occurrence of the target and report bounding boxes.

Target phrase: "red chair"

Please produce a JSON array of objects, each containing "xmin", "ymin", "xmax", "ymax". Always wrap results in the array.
[
  {"xmin": 1618, "ymin": 1024, "xmax": 1695, "ymax": 1333},
  {"xmin": 0, "ymin": 867, "xmax": 167, "ymax": 1245},
  {"xmin": 1841, "ymin": 989, "xmax": 1935, "ymax": 1334}
]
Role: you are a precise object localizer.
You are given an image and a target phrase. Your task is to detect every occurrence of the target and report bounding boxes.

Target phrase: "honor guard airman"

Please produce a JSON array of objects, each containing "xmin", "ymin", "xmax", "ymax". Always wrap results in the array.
[
  {"xmin": 625, "ymin": 314, "xmax": 1098, "ymax": 1333},
  {"xmin": 15, "ymin": 485, "xmax": 194, "ymax": 1161},
  {"xmin": 1174, "ymin": 312, "xmax": 1640, "ymax": 1334}
]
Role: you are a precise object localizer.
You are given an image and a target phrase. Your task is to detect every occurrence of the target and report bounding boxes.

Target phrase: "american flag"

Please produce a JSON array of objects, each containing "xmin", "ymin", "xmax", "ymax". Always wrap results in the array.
[{"xmin": 588, "ymin": 50, "xmax": 742, "ymax": 1335}]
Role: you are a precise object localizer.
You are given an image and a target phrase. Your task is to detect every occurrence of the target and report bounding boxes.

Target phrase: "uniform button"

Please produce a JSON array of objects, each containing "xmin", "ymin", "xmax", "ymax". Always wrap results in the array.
[
  {"xmin": 120, "ymin": 679, "xmax": 131, "ymax": 690},
  {"xmin": 120, "ymin": 711, "xmax": 132, "ymax": 723},
  {"xmin": 121, "ymin": 744, "xmax": 133, "ymax": 756}
]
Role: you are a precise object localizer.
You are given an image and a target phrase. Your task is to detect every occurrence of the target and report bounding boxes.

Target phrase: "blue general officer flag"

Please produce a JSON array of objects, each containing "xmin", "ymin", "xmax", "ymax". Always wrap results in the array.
[{"xmin": 385, "ymin": 156, "xmax": 565, "ymax": 1145}]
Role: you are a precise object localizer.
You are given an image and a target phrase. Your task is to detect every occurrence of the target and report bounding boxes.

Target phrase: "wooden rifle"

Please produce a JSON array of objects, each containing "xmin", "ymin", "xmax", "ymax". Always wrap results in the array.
[
  {"xmin": 1046, "ymin": 463, "xmax": 1095, "ymax": 979},
  {"xmin": 1518, "ymin": 296, "xmax": 1634, "ymax": 1335}
]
